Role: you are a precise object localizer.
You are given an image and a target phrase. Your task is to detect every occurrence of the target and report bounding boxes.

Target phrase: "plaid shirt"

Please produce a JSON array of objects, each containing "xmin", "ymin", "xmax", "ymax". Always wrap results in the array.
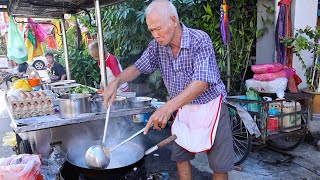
[{"xmin": 134, "ymin": 24, "xmax": 227, "ymax": 104}]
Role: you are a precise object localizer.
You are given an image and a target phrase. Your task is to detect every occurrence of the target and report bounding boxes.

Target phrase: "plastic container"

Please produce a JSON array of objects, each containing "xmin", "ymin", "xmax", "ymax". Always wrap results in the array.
[
  {"xmin": 27, "ymin": 78, "xmax": 40, "ymax": 87},
  {"xmin": 133, "ymin": 113, "xmax": 152, "ymax": 124},
  {"xmin": 268, "ymin": 108, "xmax": 279, "ymax": 131},
  {"xmin": 270, "ymin": 101, "xmax": 301, "ymax": 132}
]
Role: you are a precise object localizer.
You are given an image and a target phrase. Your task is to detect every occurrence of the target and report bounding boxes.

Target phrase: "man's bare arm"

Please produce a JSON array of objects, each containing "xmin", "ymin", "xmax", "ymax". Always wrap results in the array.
[{"xmin": 144, "ymin": 80, "xmax": 209, "ymax": 133}]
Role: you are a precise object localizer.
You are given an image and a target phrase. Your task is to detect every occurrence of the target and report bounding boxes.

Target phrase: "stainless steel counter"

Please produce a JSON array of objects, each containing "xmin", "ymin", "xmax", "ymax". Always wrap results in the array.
[{"xmin": 10, "ymin": 107, "xmax": 156, "ymax": 133}]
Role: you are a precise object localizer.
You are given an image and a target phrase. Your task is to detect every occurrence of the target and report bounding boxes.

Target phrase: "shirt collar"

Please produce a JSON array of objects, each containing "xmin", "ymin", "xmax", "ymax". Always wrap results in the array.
[{"xmin": 180, "ymin": 23, "xmax": 191, "ymax": 49}]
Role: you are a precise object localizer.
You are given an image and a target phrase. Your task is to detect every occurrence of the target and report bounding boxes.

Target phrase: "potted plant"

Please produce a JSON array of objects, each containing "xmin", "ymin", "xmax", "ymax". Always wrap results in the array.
[{"xmin": 281, "ymin": 26, "xmax": 320, "ymax": 113}]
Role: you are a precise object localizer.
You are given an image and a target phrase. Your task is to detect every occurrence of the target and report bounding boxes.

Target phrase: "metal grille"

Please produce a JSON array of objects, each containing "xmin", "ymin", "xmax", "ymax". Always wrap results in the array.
[{"xmin": 8, "ymin": 0, "xmax": 124, "ymax": 18}]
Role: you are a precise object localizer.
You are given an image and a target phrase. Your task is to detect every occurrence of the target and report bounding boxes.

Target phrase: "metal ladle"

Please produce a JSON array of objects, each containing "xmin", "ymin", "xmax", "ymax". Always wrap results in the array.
[
  {"xmin": 85, "ymin": 105, "xmax": 146, "ymax": 169},
  {"xmin": 85, "ymin": 105, "xmax": 111, "ymax": 169}
]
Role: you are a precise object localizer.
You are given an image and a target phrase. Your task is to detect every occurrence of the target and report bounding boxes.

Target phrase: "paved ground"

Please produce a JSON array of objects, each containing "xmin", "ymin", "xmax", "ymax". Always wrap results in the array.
[{"xmin": 1, "ymin": 93, "xmax": 320, "ymax": 179}]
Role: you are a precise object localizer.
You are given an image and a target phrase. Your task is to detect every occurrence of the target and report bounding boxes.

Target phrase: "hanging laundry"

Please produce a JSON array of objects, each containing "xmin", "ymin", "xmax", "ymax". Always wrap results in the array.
[
  {"xmin": 53, "ymin": 20, "xmax": 62, "ymax": 48},
  {"xmin": 47, "ymin": 35, "xmax": 58, "ymax": 50},
  {"xmin": 24, "ymin": 18, "xmax": 48, "ymax": 62}
]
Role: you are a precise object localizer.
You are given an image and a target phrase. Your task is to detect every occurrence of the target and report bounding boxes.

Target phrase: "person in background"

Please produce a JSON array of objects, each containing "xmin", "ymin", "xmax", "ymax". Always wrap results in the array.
[
  {"xmin": 88, "ymin": 41, "xmax": 129, "ymax": 92},
  {"xmin": 45, "ymin": 52, "xmax": 66, "ymax": 81},
  {"xmin": 102, "ymin": 0, "xmax": 234, "ymax": 179},
  {"xmin": 17, "ymin": 62, "xmax": 40, "ymax": 79}
]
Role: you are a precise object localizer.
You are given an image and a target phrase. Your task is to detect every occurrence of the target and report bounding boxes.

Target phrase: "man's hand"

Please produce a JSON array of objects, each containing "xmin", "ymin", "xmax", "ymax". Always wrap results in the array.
[
  {"xmin": 144, "ymin": 103, "xmax": 174, "ymax": 134},
  {"xmin": 102, "ymin": 79, "xmax": 119, "ymax": 108}
]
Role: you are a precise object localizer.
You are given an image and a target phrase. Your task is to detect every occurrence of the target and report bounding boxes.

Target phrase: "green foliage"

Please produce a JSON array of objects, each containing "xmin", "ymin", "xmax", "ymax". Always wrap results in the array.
[
  {"xmin": 54, "ymin": 17, "xmax": 100, "ymax": 87},
  {"xmin": 281, "ymin": 26, "xmax": 320, "ymax": 92},
  {"xmin": 193, "ymin": 0, "xmax": 259, "ymax": 91},
  {"xmin": 75, "ymin": 0, "xmax": 262, "ymax": 95}
]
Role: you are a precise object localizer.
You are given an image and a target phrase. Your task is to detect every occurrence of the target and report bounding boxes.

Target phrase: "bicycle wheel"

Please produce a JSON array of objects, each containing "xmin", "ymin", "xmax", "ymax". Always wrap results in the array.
[
  {"xmin": 268, "ymin": 113, "xmax": 307, "ymax": 151},
  {"xmin": 228, "ymin": 105, "xmax": 252, "ymax": 165},
  {"xmin": 268, "ymin": 132, "xmax": 305, "ymax": 151}
]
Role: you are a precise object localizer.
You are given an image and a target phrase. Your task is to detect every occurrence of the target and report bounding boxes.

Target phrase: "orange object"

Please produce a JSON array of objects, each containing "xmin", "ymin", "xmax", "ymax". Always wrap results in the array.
[
  {"xmin": 97, "ymin": 89, "xmax": 103, "ymax": 94},
  {"xmin": 28, "ymin": 78, "xmax": 40, "ymax": 87}
]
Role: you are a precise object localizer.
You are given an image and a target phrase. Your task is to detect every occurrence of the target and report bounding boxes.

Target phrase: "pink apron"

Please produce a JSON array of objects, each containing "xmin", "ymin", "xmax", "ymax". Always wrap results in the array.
[{"xmin": 171, "ymin": 95, "xmax": 222, "ymax": 153}]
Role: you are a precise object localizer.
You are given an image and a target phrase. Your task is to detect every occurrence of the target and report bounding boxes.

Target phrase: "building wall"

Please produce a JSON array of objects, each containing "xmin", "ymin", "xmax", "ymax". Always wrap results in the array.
[
  {"xmin": 256, "ymin": 0, "xmax": 318, "ymax": 89},
  {"xmin": 256, "ymin": 0, "xmax": 277, "ymax": 64},
  {"xmin": 292, "ymin": 0, "xmax": 318, "ymax": 89}
]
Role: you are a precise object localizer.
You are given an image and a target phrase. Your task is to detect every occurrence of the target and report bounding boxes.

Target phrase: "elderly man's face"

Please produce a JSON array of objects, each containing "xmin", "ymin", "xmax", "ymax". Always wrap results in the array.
[{"xmin": 146, "ymin": 12, "xmax": 177, "ymax": 46}]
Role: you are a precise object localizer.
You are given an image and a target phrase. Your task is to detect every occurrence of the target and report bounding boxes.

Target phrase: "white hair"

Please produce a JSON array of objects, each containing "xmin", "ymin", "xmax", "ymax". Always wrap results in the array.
[
  {"xmin": 88, "ymin": 40, "xmax": 107, "ymax": 53},
  {"xmin": 145, "ymin": 0, "xmax": 179, "ymax": 22}
]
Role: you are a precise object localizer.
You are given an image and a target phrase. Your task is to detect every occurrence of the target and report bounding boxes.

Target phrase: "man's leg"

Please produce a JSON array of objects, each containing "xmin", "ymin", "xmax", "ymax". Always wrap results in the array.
[
  {"xmin": 213, "ymin": 172, "xmax": 228, "ymax": 180},
  {"xmin": 207, "ymin": 103, "xmax": 235, "ymax": 180},
  {"xmin": 171, "ymin": 142, "xmax": 195, "ymax": 179},
  {"xmin": 177, "ymin": 161, "xmax": 192, "ymax": 180}
]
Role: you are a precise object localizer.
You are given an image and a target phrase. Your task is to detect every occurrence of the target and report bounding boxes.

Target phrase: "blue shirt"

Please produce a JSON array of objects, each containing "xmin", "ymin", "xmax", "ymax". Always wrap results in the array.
[{"xmin": 134, "ymin": 24, "xmax": 226, "ymax": 104}]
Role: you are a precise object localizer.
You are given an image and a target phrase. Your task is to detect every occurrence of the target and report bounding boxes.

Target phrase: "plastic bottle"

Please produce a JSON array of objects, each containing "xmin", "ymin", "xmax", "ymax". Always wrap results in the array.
[{"xmin": 48, "ymin": 142, "xmax": 66, "ymax": 167}]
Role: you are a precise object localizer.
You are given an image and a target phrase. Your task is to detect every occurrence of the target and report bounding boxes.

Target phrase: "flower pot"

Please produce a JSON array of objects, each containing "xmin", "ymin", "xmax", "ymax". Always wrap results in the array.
[{"xmin": 303, "ymin": 89, "xmax": 320, "ymax": 113}]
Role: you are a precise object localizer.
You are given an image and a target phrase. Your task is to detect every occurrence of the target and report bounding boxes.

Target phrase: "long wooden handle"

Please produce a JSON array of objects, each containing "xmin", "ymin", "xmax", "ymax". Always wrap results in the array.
[
  {"xmin": 157, "ymin": 134, "xmax": 177, "ymax": 148},
  {"xmin": 145, "ymin": 134, "xmax": 177, "ymax": 155}
]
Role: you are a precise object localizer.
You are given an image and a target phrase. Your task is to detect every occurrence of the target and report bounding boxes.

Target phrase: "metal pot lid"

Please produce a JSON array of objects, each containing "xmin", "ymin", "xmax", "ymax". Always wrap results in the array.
[{"xmin": 58, "ymin": 93, "xmax": 92, "ymax": 100}]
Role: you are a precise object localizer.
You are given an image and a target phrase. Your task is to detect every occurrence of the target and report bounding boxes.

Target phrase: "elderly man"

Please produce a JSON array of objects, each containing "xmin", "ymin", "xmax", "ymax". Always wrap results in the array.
[
  {"xmin": 88, "ymin": 41, "xmax": 129, "ymax": 92},
  {"xmin": 102, "ymin": 0, "xmax": 234, "ymax": 179},
  {"xmin": 45, "ymin": 52, "xmax": 66, "ymax": 81}
]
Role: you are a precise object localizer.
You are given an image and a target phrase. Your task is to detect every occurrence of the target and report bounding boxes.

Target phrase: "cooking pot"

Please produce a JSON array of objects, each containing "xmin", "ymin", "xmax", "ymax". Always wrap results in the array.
[
  {"xmin": 127, "ymin": 97, "xmax": 152, "ymax": 108},
  {"xmin": 91, "ymin": 95, "xmax": 127, "ymax": 112},
  {"xmin": 57, "ymin": 94, "xmax": 91, "ymax": 119}
]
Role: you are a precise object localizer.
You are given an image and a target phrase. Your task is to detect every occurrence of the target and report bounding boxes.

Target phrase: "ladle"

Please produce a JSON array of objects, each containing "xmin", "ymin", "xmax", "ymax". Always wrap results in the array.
[
  {"xmin": 85, "ymin": 105, "xmax": 111, "ymax": 169},
  {"xmin": 85, "ymin": 118, "xmax": 146, "ymax": 169}
]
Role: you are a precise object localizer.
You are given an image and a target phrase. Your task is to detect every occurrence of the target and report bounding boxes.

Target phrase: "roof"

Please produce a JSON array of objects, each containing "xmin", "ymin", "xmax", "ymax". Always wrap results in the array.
[{"xmin": 7, "ymin": 0, "xmax": 124, "ymax": 18}]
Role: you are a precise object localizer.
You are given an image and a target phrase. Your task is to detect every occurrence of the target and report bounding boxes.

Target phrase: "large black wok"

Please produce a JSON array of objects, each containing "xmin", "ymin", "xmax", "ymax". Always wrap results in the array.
[
  {"xmin": 65, "ymin": 140, "xmax": 145, "ymax": 179},
  {"xmin": 67, "ymin": 140, "xmax": 145, "ymax": 170},
  {"xmin": 65, "ymin": 135, "xmax": 176, "ymax": 179}
]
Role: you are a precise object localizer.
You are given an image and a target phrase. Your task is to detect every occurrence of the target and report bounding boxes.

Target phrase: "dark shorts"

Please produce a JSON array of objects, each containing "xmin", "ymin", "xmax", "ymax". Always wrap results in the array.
[{"xmin": 171, "ymin": 103, "xmax": 235, "ymax": 172}]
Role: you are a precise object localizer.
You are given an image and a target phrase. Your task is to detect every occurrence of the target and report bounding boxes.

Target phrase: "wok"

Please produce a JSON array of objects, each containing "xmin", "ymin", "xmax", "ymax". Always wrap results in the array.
[
  {"xmin": 67, "ymin": 140, "xmax": 145, "ymax": 170},
  {"xmin": 66, "ymin": 135, "xmax": 177, "ymax": 175}
]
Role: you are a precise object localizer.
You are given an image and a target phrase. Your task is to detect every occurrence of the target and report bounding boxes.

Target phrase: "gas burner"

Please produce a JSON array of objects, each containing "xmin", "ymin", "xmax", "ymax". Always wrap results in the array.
[
  {"xmin": 146, "ymin": 172, "xmax": 170, "ymax": 180},
  {"xmin": 61, "ymin": 159, "xmax": 146, "ymax": 180}
]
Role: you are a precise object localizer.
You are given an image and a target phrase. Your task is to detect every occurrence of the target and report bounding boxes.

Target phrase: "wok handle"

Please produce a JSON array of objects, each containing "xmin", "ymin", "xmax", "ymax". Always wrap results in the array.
[
  {"xmin": 158, "ymin": 134, "xmax": 177, "ymax": 148},
  {"xmin": 145, "ymin": 134, "xmax": 177, "ymax": 156}
]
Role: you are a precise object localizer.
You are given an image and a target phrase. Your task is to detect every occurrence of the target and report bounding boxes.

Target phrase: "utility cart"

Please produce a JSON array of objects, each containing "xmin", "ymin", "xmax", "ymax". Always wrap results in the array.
[{"xmin": 227, "ymin": 92, "xmax": 313, "ymax": 165}]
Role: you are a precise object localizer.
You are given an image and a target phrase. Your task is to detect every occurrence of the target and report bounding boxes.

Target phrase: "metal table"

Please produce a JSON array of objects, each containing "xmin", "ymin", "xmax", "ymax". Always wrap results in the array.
[{"xmin": 10, "ymin": 107, "xmax": 156, "ymax": 133}]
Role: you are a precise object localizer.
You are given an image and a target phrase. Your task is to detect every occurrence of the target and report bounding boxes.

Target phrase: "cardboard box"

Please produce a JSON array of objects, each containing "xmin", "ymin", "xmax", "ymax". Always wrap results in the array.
[{"xmin": 269, "ymin": 102, "xmax": 301, "ymax": 132}]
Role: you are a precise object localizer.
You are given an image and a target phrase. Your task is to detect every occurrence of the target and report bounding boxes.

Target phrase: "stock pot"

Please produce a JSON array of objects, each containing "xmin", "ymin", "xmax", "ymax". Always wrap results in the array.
[
  {"xmin": 57, "ymin": 94, "xmax": 91, "ymax": 118},
  {"xmin": 91, "ymin": 95, "xmax": 127, "ymax": 112}
]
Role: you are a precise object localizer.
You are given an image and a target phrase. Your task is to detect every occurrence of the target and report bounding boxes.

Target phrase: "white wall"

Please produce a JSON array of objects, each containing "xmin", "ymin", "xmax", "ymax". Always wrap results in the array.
[
  {"xmin": 256, "ymin": 0, "xmax": 318, "ymax": 89},
  {"xmin": 256, "ymin": 0, "xmax": 276, "ymax": 64},
  {"xmin": 291, "ymin": 0, "xmax": 318, "ymax": 89}
]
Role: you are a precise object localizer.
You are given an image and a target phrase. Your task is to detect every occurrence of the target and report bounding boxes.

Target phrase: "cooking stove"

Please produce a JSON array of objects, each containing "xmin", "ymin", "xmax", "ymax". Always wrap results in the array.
[{"xmin": 61, "ymin": 158, "xmax": 146, "ymax": 180}]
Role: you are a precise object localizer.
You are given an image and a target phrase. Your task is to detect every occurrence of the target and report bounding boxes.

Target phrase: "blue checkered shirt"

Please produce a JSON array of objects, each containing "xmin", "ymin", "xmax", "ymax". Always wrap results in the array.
[{"xmin": 134, "ymin": 24, "xmax": 227, "ymax": 104}]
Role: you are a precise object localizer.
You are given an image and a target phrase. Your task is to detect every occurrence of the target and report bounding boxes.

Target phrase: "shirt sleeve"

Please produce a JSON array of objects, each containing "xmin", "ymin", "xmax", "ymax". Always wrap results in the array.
[
  {"xmin": 134, "ymin": 40, "xmax": 159, "ymax": 74},
  {"xmin": 56, "ymin": 63, "xmax": 66, "ymax": 78},
  {"xmin": 106, "ymin": 55, "xmax": 121, "ymax": 77},
  {"xmin": 192, "ymin": 33, "xmax": 220, "ymax": 85}
]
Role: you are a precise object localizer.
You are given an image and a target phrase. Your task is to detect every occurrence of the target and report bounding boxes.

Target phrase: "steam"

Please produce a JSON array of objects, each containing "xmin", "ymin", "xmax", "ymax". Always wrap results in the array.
[{"xmin": 64, "ymin": 115, "xmax": 146, "ymax": 169}]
